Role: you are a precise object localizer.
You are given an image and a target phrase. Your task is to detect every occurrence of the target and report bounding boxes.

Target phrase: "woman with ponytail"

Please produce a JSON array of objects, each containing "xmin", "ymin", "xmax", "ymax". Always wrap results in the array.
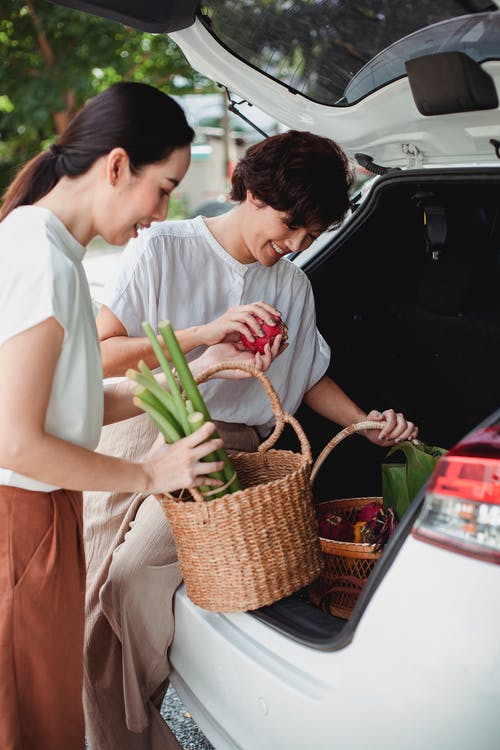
[{"xmin": 0, "ymin": 81, "xmax": 269, "ymax": 750}]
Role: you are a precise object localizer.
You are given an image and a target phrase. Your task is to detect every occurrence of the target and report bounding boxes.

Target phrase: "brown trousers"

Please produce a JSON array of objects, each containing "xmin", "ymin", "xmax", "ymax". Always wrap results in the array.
[{"xmin": 0, "ymin": 485, "xmax": 85, "ymax": 750}]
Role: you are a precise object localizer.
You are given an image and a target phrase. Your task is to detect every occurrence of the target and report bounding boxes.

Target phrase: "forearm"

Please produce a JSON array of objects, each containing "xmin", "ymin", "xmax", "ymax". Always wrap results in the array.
[
  {"xmin": 100, "ymin": 327, "xmax": 209, "ymax": 378},
  {"xmin": 102, "ymin": 358, "xmax": 208, "ymax": 425},
  {"xmin": 103, "ymin": 377, "xmax": 144, "ymax": 425},
  {"xmin": 0, "ymin": 430, "xmax": 149, "ymax": 493},
  {"xmin": 303, "ymin": 375, "xmax": 367, "ymax": 427},
  {"xmin": 101, "ymin": 335, "xmax": 164, "ymax": 378}
]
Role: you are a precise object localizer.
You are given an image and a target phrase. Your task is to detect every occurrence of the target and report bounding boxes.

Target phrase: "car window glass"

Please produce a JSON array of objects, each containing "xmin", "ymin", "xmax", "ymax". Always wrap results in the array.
[{"xmin": 199, "ymin": 2, "xmax": 499, "ymax": 105}]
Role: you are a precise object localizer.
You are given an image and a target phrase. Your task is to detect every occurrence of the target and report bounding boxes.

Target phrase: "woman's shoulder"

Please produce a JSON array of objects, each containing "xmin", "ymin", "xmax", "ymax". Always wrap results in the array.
[
  {"xmin": 1, "ymin": 205, "xmax": 49, "ymax": 237},
  {"xmin": 281, "ymin": 257, "xmax": 309, "ymax": 278},
  {"xmin": 1, "ymin": 207, "xmax": 51, "ymax": 260},
  {"xmin": 0, "ymin": 208, "xmax": 81, "ymax": 323},
  {"xmin": 127, "ymin": 217, "xmax": 206, "ymax": 267},
  {"xmin": 113, "ymin": 217, "xmax": 205, "ymax": 285},
  {"xmin": 257, "ymin": 256, "xmax": 311, "ymax": 287},
  {"xmin": 146, "ymin": 216, "xmax": 204, "ymax": 244},
  {"xmin": 1, "ymin": 206, "xmax": 80, "ymax": 278}
]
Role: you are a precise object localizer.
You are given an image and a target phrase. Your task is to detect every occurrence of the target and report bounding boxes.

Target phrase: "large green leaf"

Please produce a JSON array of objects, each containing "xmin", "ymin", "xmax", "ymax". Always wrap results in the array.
[
  {"xmin": 381, "ymin": 462, "xmax": 409, "ymax": 520},
  {"xmin": 381, "ymin": 441, "xmax": 447, "ymax": 519}
]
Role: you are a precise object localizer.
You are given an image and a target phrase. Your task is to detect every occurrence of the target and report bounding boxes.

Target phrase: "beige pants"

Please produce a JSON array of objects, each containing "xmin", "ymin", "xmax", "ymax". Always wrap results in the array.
[{"xmin": 83, "ymin": 413, "xmax": 259, "ymax": 750}]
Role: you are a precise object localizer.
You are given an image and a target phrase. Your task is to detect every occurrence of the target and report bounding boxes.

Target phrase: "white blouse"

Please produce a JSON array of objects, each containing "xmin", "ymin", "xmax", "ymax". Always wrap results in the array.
[
  {"xmin": 105, "ymin": 216, "xmax": 330, "ymax": 435},
  {"xmin": 0, "ymin": 206, "xmax": 104, "ymax": 491}
]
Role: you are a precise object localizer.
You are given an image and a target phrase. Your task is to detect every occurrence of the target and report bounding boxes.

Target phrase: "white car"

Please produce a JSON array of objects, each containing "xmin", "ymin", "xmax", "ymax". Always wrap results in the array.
[{"xmin": 52, "ymin": 2, "xmax": 500, "ymax": 748}]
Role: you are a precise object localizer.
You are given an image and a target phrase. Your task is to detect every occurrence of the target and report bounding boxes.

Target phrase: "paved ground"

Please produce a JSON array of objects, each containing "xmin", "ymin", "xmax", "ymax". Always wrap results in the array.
[
  {"xmin": 161, "ymin": 687, "xmax": 214, "ymax": 749},
  {"xmin": 83, "ymin": 240, "xmax": 214, "ymax": 750},
  {"xmin": 84, "ymin": 685, "xmax": 214, "ymax": 750}
]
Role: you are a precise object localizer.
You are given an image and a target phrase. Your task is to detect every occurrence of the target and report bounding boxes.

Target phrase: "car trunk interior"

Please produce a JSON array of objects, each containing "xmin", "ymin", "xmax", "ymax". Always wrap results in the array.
[{"xmin": 253, "ymin": 167, "xmax": 500, "ymax": 647}]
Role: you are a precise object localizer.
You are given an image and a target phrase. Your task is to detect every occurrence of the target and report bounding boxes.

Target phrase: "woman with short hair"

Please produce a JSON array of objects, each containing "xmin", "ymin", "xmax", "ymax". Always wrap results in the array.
[{"xmin": 86, "ymin": 129, "xmax": 418, "ymax": 749}]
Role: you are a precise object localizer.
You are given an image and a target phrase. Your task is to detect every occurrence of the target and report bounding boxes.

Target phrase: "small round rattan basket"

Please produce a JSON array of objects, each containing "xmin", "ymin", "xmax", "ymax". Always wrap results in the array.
[{"xmin": 309, "ymin": 422, "xmax": 384, "ymax": 620}]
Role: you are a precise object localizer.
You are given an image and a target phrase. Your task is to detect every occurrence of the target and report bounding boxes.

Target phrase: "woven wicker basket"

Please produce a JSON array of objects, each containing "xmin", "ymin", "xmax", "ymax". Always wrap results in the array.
[
  {"xmin": 309, "ymin": 421, "xmax": 384, "ymax": 620},
  {"xmin": 157, "ymin": 362, "xmax": 323, "ymax": 613}
]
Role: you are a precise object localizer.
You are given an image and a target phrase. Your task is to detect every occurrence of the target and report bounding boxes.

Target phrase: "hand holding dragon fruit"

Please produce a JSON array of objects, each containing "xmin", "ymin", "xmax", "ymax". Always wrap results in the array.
[{"xmin": 239, "ymin": 313, "xmax": 288, "ymax": 355}]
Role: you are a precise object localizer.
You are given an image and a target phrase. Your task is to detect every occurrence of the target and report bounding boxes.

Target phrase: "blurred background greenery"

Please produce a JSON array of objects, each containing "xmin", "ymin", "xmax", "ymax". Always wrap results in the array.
[
  {"xmin": 0, "ymin": 1, "xmax": 367, "ymax": 219},
  {"xmin": 0, "ymin": 1, "xmax": 219, "ymax": 203}
]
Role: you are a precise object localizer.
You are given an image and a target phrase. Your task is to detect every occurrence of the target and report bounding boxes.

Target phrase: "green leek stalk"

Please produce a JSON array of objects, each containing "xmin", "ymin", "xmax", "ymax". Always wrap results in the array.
[
  {"xmin": 141, "ymin": 322, "xmax": 190, "ymax": 435},
  {"xmin": 137, "ymin": 360, "xmax": 179, "ymax": 419},
  {"xmin": 132, "ymin": 396, "xmax": 181, "ymax": 444},
  {"xmin": 132, "ymin": 384, "xmax": 167, "ymax": 418},
  {"xmin": 158, "ymin": 320, "xmax": 240, "ymax": 493},
  {"xmin": 187, "ymin": 411, "xmax": 226, "ymax": 498},
  {"xmin": 126, "ymin": 368, "xmax": 183, "ymax": 437}
]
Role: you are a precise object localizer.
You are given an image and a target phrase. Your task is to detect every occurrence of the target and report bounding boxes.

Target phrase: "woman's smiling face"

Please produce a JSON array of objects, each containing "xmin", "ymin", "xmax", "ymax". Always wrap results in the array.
[
  {"xmin": 237, "ymin": 192, "xmax": 325, "ymax": 266},
  {"xmin": 100, "ymin": 145, "xmax": 191, "ymax": 247}
]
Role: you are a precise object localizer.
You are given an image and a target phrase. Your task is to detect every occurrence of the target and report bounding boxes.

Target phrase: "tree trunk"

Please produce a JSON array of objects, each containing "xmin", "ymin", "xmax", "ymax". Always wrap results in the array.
[{"xmin": 26, "ymin": 0, "xmax": 75, "ymax": 134}]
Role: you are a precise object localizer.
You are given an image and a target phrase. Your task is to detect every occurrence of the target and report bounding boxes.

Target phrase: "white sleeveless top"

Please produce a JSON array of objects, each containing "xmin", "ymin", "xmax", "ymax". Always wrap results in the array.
[{"xmin": 0, "ymin": 206, "xmax": 103, "ymax": 491}]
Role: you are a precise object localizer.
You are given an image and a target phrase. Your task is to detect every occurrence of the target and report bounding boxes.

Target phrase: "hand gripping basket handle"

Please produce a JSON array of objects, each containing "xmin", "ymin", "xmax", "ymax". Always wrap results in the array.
[
  {"xmin": 310, "ymin": 421, "xmax": 384, "ymax": 486},
  {"xmin": 194, "ymin": 361, "xmax": 312, "ymax": 461}
]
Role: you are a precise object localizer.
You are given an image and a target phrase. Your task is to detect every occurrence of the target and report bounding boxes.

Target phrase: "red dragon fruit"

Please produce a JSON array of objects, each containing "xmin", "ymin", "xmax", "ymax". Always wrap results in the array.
[
  {"xmin": 357, "ymin": 501, "xmax": 383, "ymax": 528},
  {"xmin": 317, "ymin": 500, "xmax": 396, "ymax": 548},
  {"xmin": 239, "ymin": 314, "xmax": 288, "ymax": 355},
  {"xmin": 318, "ymin": 512, "xmax": 355, "ymax": 542}
]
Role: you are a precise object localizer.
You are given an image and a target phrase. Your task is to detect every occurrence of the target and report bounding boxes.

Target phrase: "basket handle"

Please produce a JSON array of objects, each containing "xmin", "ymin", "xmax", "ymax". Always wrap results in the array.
[
  {"xmin": 194, "ymin": 361, "xmax": 312, "ymax": 461},
  {"xmin": 310, "ymin": 421, "xmax": 384, "ymax": 486}
]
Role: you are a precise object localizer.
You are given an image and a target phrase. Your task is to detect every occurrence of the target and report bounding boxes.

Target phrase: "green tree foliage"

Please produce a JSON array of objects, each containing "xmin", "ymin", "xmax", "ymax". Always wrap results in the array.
[{"xmin": 0, "ymin": 1, "xmax": 216, "ymax": 193}]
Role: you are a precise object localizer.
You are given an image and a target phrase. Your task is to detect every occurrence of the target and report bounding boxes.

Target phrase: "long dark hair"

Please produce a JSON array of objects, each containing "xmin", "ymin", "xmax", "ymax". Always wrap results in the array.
[
  {"xmin": 230, "ymin": 130, "xmax": 353, "ymax": 230},
  {"xmin": 0, "ymin": 82, "xmax": 194, "ymax": 221}
]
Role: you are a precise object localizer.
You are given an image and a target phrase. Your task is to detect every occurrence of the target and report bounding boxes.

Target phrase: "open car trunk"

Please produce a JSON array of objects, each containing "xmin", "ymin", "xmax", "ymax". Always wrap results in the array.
[{"xmin": 252, "ymin": 167, "xmax": 500, "ymax": 647}]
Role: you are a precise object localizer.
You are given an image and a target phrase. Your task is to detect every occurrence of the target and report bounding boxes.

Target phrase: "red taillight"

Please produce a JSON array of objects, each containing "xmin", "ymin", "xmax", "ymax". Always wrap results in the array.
[{"xmin": 412, "ymin": 455, "xmax": 500, "ymax": 563}]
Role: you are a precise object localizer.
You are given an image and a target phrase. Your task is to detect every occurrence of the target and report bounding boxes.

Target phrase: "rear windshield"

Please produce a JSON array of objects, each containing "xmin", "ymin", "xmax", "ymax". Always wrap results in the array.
[{"xmin": 199, "ymin": 2, "xmax": 499, "ymax": 106}]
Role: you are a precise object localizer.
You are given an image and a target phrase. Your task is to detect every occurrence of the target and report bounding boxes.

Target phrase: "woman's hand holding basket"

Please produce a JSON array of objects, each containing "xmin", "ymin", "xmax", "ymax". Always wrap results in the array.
[{"xmin": 360, "ymin": 408, "xmax": 419, "ymax": 446}]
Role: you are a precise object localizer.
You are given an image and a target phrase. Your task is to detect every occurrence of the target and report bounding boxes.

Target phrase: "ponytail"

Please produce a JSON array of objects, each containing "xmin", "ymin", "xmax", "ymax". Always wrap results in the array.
[{"xmin": 0, "ymin": 148, "xmax": 60, "ymax": 221}]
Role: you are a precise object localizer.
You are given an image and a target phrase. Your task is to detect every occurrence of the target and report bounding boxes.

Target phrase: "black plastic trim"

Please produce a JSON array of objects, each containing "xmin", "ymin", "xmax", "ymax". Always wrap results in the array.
[
  {"xmin": 406, "ymin": 51, "xmax": 498, "ymax": 115},
  {"xmin": 48, "ymin": 0, "xmax": 200, "ymax": 32},
  {"xmin": 302, "ymin": 167, "xmax": 500, "ymax": 277}
]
